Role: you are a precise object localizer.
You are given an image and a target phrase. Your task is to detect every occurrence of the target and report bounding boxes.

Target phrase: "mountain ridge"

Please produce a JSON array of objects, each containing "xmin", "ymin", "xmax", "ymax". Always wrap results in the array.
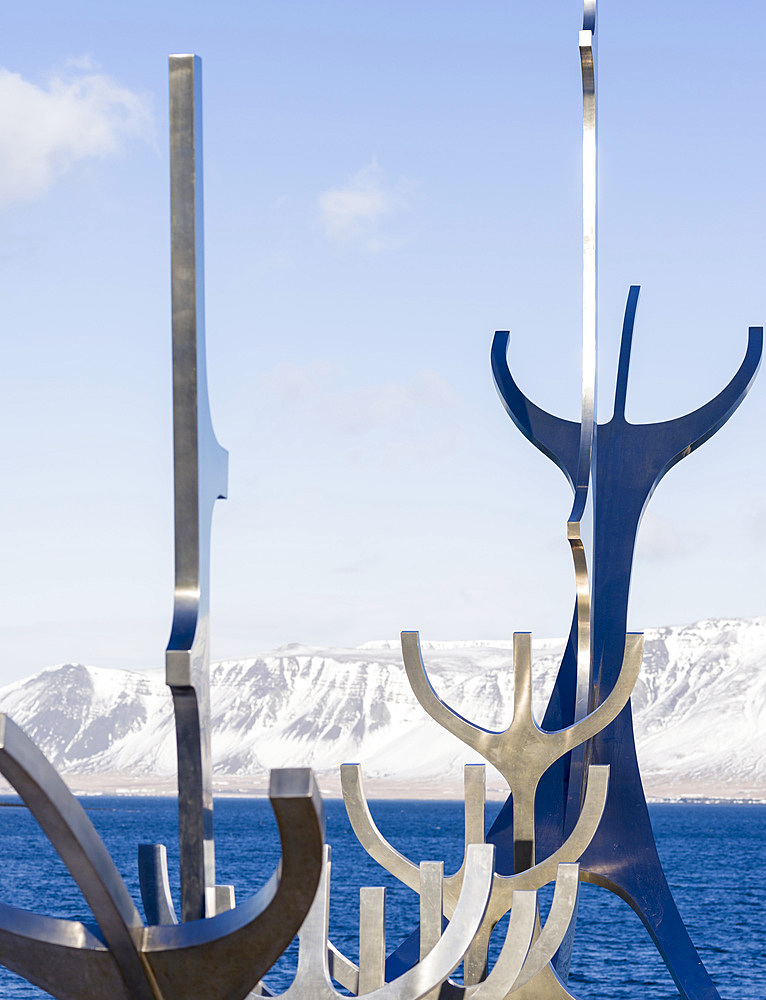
[{"xmin": 0, "ymin": 615, "xmax": 763, "ymax": 800}]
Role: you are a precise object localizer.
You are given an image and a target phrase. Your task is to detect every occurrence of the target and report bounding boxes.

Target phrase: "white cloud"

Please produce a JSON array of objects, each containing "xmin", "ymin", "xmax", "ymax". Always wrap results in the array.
[
  {"xmin": 0, "ymin": 64, "xmax": 151, "ymax": 210},
  {"xmin": 318, "ymin": 160, "xmax": 410, "ymax": 250}
]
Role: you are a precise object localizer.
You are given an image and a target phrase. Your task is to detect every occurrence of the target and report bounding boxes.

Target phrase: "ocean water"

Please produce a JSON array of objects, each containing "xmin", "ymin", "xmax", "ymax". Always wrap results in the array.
[{"xmin": 0, "ymin": 795, "xmax": 761, "ymax": 999}]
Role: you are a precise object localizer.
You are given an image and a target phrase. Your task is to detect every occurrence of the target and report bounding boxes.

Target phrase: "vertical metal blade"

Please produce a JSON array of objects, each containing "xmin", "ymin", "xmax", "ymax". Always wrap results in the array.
[{"xmin": 167, "ymin": 53, "xmax": 229, "ymax": 923}]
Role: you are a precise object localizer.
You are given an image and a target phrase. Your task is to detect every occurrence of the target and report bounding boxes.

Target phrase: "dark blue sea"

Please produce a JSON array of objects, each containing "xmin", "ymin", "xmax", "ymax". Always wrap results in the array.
[{"xmin": 0, "ymin": 796, "xmax": 761, "ymax": 999}]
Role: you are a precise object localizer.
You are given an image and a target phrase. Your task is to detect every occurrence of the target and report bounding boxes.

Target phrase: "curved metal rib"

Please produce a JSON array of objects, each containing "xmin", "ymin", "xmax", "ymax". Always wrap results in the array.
[
  {"xmin": 470, "ymin": 891, "xmax": 537, "ymax": 999},
  {"xmin": 636, "ymin": 324, "xmax": 763, "ymax": 470},
  {"xmin": 510, "ymin": 864, "xmax": 579, "ymax": 991},
  {"xmin": 400, "ymin": 629, "xmax": 638, "ymax": 869},
  {"xmin": 341, "ymin": 764, "xmax": 420, "ymax": 893},
  {"xmin": 368, "ymin": 843, "xmax": 494, "ymax": 1000},
  {"xmin": 0, "ymin": 745, "xmax": 324, "ymax": 1000},
  {"xmin": 350, "ymin": 759, "xmax": 608, "ymax": 991},
  {"xmin": 442, "ymin": 866, "xmax": 578, "ymax": 1000},
  {"xmin": 143, "ymin": 768, "xmax": 324, "ymax": 1000},
  {"xmin": 343, "ymin": 762, "xmax": 608, "ymax": 915},
  {"xmin": 0, "ymin": 715, "xmax": 159, "ymax": 1000},
  {"xmin": 401, "ymin": 634, "xmax": 495, "ymax": 750},
  {"xmin": 557, "ymin": 633, "xmax": 642, "ymax": 751},
  {"xmin": 278, "ymin": 844, "xmax": 494, "ymax": 1000},
  {"xmin": 505, "ymin": 766, "xmax": 608, "ymax": 894},
  {"xmin": 490, "ymin": 331, "xmax": 580, "ymax": 489},
  {"xmin": 0, "ymin": 905, "xmax": 130, "ymax": 1000},
  {"xmin": 493, "ymin": 305, "xmax": 762, "ymax": 502},
  {"xmin": 343, "ymin": 758, "xmax": 608, "ymax": 992},
  {"xmin": 566, "ymin": 520, "xmax": 591, "ymax": 733},
  {"xmin": 139, "ymin": 845, "xmax": 179, "ymax": 926},
  {"xmin": 607, "ymin": 287, "xmax": 762, "ymax": 469},
  {"xmin": 446, "ymin": 890, "xmax": 538, "ymax": 1000},
  {"xmin": 328, "ymin": 942, "xmax": 359, "ymax": 994}
]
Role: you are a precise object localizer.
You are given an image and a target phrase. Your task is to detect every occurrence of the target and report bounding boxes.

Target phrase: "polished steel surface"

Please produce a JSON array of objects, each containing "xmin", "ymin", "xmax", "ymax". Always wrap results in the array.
[
  {"xmin": 342, "ymin": 762, "xmax": 608, "ymax": 911},
  {"xmin": 0, "ymin": 715, "xmax": 160, "ymax": 1000},
  {"xmin": 0, "ymin": 722, "xmax": 324, "ymax": 1000},
  {"xmin": 330, "ymin": 888, "xmax": 543, "ymax": 1000},
  {"xmin": 463, "ymin": 890, "xmax": 536, "ymax": 999},
  {"xmin": 511, "ymin": 864, "xmax": 579, "ymax": 992},
  {"xmin": 359, "ymin": 888, "xmax": 387, "ymax": 993},
  {"xmin": 401, "ymin": 630, "xmax": 639, "ymax": 871},
  {"xmin": 328, "ymin": 942, "xmax": 360, "ymax": 995},
  {"xmin": 0, "ymin": 905, "xmax": 128, "ymax": 1000},
  {"xmin": 565, "ymin": 0, "xmax": 598, "ymax": 831},
  {"xmin": 419, "ymin": 863, "xmax": 444, "ymax": 961},
  {"xmin": 570, "ymin": 16, "xmax": 596, "ymax": 530},
  {"xmin": 275, "ymin": 845, "xmax": 494, "ymax": 1000},
  {"xmin": 345, "ymin": 761, "xmax": 608, "ymax": 993},
  {"xmin": 419, "ymin": 862, "xmax": 444, "ymax": 1000},
  {"xmin": 463, "ymin": 765, "xmax": 486, "ymax": 850},
  {"xmin": 143, "ymin": 767, "xmax": 325, "ymax": 1000},
  {"xmin": 139, "ymin": 844, "xmax": 179, "ymax": 926},
  {"xmin": 166, "ymin": 53, "xmax": 229, "ymax": 923},
  {"xmin": 492, "ymin": 290, "xmax": 761, "ymax": 998},
  {"xmin": 485, "ymin": 9, "xmax": 762, "ymax": 991},
  {"xmin": 445, "ymin": 868, "xmax": 579, "ymax": 1000},
  {"xmin": 0, "ymin": 50, "xmax": 337, "ymax": 1000},
  {"xmin": 2, "ymin": 8, "xmax": 759, "ymax": 996}
]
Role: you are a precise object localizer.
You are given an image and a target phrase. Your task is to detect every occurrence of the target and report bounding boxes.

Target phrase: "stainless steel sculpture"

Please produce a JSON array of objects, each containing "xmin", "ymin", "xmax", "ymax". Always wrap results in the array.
[
  {"xmin": 0, "ymin": 53, "xmax": 328, "ymax": 1000},
  {"xmin": 0, "ymin": 2, "xmax": 758, "ymax": 997},
  {"xmin": 486, "ymin": 8, "xmax": 761, "ymax": 994},
  {"xmin": 372, "ymin": 2, "xmax": 759, "ymax": 998},
  {"xmin": 401, "ymin": 631, "xmax": 639, "ymax": 874},
  {"xmin": 341, "ymin": 762, "xmax": 598, "ymax": 992},
  {"xmin": 268, "ymin": 844, "xmax": 500, "ymax": 1000},
  {"xmin": 0, "ymin": 716, "xmax": 325, "ymax": 1000},
  {"xmin": 165, "ymin": 53, "xmax": 230, "ymax": 925}
]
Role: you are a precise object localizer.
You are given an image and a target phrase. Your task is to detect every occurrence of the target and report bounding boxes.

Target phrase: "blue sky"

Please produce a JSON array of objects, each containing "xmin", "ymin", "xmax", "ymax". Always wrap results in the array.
[{"xmin": 1, "ymin": 0, "xmax": 765, "ymax": 682}]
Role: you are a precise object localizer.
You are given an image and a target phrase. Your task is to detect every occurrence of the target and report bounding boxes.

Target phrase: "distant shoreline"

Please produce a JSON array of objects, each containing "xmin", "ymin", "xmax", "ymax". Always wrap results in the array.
[{"xmin": 1, "ymin": 772, "xmax": 762, "ymax": 805}]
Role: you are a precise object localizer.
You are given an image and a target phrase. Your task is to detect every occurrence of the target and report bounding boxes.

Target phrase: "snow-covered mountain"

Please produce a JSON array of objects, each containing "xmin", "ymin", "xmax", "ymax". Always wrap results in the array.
[{"xmin": 0, "ymin": 616, "xmax": 764, "ymax": 800}]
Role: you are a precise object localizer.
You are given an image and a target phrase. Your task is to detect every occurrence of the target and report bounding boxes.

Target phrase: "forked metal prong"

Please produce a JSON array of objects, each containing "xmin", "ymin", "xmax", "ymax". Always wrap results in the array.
[
  {"xmin": 139, "ymin": 844, "xmax": 179, "ymax": 926},
  {"xmin": 409, "ymin": 867, "xmax": 576, "ymax": 1000},
  {"xmin": 463, "ymin": 765, "xmax": 486, "ymax": 851},
  {"xmin": 401, "ymin": 627, "xmax": 638, "ymax": 870},
  {"xmin": 509, "ymin": 864, "xmax": 580, "ymax": 991},
  {"xmin": 359, "ymin": 887, "xmax": 386, "ymax": 993},
  {"xmin": 341, "ymin": 763, "xmax": 420, "ymax": 894},
  {"xmin": 276, "ymin": 844, "xmax": 496, "ymax": 1000},
  {"xmin": 343, "ymin": 757, "xmax": 609, "ymax": 990},
  {"xmin": 343, "ymin": 761, "xmax": 608, "ymax": 915},
  {"xmin": 443, "ymin": 889, "xmax": 537, "ymax": 1000}
]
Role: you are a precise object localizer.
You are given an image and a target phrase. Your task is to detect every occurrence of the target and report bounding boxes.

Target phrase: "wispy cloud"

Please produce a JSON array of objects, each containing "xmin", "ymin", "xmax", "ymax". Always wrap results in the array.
[
  {"xmin": 318, "ymin": 160, "xmax": 411, "ymax": 251},
  {"xmin": 338, "ymin": 370, "xmax": 459, "ymax": 434},
  {"xmin": 637, "ymin": 511, "xmax": 686, "ymax": 560},
  {"xmin": 262, "ymin": 360, "xmax": 339, "ymax": 403},
  {"xmin": 0, "ymin": 63, "xmax": 151, "ymax": 210},
  {"xmin": 262, "ymin": 363, "xmax": 464, "ymax": 462}
]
